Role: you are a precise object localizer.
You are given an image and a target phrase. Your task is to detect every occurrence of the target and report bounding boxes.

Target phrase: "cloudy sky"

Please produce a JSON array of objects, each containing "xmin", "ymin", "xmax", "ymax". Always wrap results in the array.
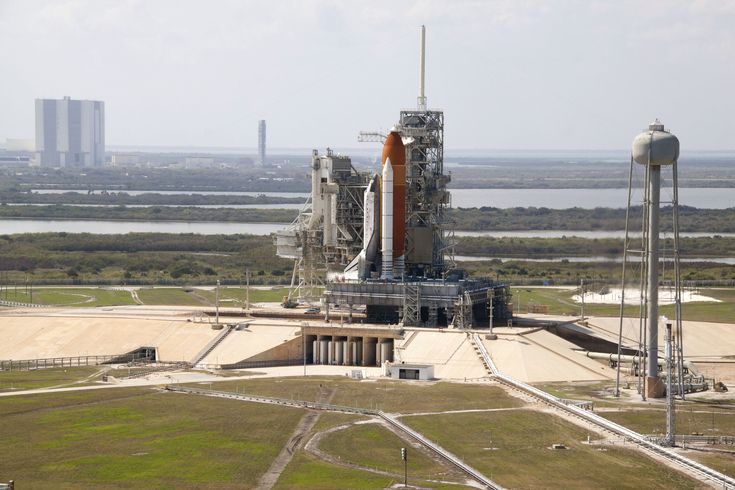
[{"xmin": 1, "ymin": 0, "xmax": 733, "ymax": 150}]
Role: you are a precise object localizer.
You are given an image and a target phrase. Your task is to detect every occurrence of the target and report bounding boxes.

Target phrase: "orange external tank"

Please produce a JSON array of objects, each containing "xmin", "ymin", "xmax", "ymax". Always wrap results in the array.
[{"xmin": 381, "ymin": 129, "xmax": 406, "ymax": 261}]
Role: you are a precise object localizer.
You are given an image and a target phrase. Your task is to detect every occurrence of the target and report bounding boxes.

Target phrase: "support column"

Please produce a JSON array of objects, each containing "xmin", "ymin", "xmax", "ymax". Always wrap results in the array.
[{"xmin": 647, "ymin": 166, "xmax": 664, "ymax": 398}]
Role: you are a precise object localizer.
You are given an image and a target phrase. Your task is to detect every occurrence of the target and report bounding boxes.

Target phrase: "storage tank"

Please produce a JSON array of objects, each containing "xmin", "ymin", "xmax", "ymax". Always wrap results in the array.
[
  {"xmin": 381, "ymin": 342, "xmax": 393, "ymax": 363},
  {"xmin": 320, "ymin": 340, "xmax": 329, "ymax": 365},
  {"xmin": 381, "ymin": 127, "xmax": 406, "ymax": 275},
  {"xmin": 312, "ymin": 340, "xmax": 318, "ymax": 364},
  {"xmin": 632, "ymin": 120, "xmax": 679, "ymax": 166},
  {"xmin": 343, "ymin": 342, "xmax": 349, "ymax": 365},
  {"xmin": 335, "ymin": 341, "xmax": 344, "ymax": 365}
]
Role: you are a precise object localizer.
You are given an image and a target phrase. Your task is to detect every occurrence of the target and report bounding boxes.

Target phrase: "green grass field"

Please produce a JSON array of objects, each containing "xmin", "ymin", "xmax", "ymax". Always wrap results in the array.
[
  {"xmin": 0, "ymin": 366, "xmax": 104, "ymax": 392},
  {"xmin": 188, "ymin": 376, "xmax": 523, "ymax": 413},
  {"xmin": 687, "ymin": 452, "xmax": 735, "ymax": 480},
  {"xmin": 195, "ymin": 286, "xmax": 291, "ymax": 305},
  {"xmin": 318, "ymin": 422, "xmax": 465, "ymax": 482},
  {"xmin": 0, "ymin": 287, "xmax": 136, "ymax": 307},
  {"xmin": 0, "ymin": 388, "xmax": 305, "ymax": 489},
  {"xmin": 1, "ymin": 371, "xmax": 731, "ymax": 488},
  {"xmin": 403, "ymin": 409, "xmax": 700, "ymax": 489},
  {"xmin": 136, "ymin": 287, "xmax": 209, "ymax": 306},
  {"xmin": 513, "ymin": 287, "xmax": 735, "ymax": 323},
  {"xmin": 601, "ymin": 406, "xmax": 735, "ymax": 436}
]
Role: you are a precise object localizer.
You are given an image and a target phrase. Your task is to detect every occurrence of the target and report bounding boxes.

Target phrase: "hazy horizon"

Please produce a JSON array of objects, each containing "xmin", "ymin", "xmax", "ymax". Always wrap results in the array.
[{"xmin": 1, "ymin": 0, "xmax": 734, "ymax": 151}]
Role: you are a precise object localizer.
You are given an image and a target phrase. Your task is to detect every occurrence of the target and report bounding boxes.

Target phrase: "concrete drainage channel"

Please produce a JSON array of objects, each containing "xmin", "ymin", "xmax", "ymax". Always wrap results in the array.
[
  {"xmin": 470, "ymin": 334, "xmax": 735, "ymax": 490},
  {"xmin": 166, "ymin": 385, "xmax": 504, "ymax": 489}
]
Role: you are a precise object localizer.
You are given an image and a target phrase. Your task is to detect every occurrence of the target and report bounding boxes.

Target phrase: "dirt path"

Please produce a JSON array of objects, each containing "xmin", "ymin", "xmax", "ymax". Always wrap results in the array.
[
  {"xmin": 254, "ymin": 386, "xmax": 336, "ymax": 490},
  {"xmin": 130, "ymin": 290, "xmax": 143, "ymax": 305}
]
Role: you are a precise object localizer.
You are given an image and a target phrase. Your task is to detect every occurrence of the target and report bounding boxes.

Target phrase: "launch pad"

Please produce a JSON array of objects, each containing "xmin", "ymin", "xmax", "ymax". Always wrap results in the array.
[{"xmin": 276, "ymin": 26, "xmax": 511, "ymax": 327}]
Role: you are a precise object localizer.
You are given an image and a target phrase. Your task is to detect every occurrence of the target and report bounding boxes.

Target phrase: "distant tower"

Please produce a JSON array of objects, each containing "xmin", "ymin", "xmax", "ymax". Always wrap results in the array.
[
  {"xmin": 257, "ymin": 120, "xmax": 266, "ymax": 166},
  {"xmin": 616, "ymin": 120, "xmax": 685, "ymax": 400}
]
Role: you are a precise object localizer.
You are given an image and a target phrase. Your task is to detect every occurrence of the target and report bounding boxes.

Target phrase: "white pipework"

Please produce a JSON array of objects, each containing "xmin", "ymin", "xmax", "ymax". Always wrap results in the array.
[
  {"xmin": 381, "ymin": 158, "xmax": 394, "ymax": 279},
  {"xmin": 418, "ymin": 25, "xmax": 427, "ymax": 111}
]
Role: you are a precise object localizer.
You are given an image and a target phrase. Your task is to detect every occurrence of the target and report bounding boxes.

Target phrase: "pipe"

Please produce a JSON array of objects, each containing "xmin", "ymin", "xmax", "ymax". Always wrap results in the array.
[{"xmin": 582, "ymin": 351, "xmax": 694, "ymax": 370}]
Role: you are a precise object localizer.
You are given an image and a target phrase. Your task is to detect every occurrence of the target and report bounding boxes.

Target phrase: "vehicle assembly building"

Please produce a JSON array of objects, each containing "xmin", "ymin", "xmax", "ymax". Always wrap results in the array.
[{"xmin": 277, "ymin": 26, "xmax": 511, "ymax": 328}]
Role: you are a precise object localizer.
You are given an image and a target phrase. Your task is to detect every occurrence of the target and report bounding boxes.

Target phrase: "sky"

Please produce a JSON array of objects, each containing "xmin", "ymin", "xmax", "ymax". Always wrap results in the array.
[{"xmin": 1, "ymin": 0, "xmax": 733, "ymax": 151}]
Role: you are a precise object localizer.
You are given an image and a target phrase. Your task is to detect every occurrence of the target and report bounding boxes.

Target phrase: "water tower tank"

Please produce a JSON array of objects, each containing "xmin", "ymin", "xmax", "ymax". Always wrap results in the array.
[{"xmin": 632, "ymin": 119, "xmax": 679, "ymax": 166}]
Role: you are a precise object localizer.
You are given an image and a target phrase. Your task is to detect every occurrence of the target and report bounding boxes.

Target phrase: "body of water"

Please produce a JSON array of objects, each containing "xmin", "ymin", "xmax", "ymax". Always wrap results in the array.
[
  {"xmin": 31, "ymin": 189, "xmax": 310, "ymax": 199},
  {"xmin": 29, "ymin": 187, "xmax": 733, "ymax": 209},
  {"xmin": 7, "ymin": 203, "xmax": 303, "ymax": 210},
  {"xmin": 454, "ymin": 255, "xmax": 735, "ymax": 264},
  {"xmin": 455, "ymin": 230, "xmax": 735, "ymax": 238},
  {"xmin": 0, "ymin": 219, "xmax": 286, "ymax": 235},
  {"xmin": 450, "ymin": 187, "xmax": 734, "ymax": 209}
]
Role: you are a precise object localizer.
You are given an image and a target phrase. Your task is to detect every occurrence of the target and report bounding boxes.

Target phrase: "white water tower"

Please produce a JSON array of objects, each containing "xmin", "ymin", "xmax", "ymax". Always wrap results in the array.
[{"xmin": 616, "ymin": 120, "xmax": 686, "ymax": 400}]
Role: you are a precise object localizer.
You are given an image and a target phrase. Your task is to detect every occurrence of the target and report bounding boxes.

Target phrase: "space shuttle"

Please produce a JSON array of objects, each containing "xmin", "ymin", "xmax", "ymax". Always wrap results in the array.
[{"xmin": 345, "ymin": 126, "xmax": 406, "ymax": 280}]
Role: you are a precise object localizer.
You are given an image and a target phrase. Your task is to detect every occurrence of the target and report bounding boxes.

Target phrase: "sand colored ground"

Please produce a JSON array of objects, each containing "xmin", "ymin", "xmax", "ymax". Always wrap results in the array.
[
  {"xmin": 0, "ymin": 314, "xmax": 218, "ymax": 363},
  {"xmin": 397, "ymin": 330, "xmax": 487, "ymax": 380},
  {"xmin": 587, "ymin": 316, "xmax": 735, "ymax": 359},
  {"xmin": 573, "ymin": 288, "xmax": 719, "ymax": 305},
  {"xmin": 481, "ymin": 329, "xmax": 615, "ymax": 383},
  {"xmin": 199, "ymin": 323, "xmax": 301, "ymax": 365}
]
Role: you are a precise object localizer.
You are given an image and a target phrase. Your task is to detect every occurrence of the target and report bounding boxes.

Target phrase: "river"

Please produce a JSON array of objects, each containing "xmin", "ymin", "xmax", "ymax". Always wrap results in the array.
[{"xmin": 453, "ymin": 255, "xmax": 735, "ymax": 264}]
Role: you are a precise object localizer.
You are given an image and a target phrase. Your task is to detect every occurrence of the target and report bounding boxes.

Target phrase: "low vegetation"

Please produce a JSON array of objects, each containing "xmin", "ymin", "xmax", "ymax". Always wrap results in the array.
[
  {"xmin": 0, "ymin": 388, "xmax": 305, "ymax": 489},
  {"xmin": 403, "ymin": 410, "xmax": 700, "ymax": 489},
  {"xmin": 0, "ymin": 232, "xmax": 732, "ymax": 287},
  {"xmin": 0, "ymin": 366, "xmax": 103, "ymax": 392}
]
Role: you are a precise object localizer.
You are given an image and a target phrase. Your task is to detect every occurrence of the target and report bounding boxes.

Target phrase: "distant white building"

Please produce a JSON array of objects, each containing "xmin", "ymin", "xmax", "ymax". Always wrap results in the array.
[
  {"xmin": 4, "ymin": 138, "xmax": 35, "ymax": 152},
  {"xmin": 110, "ymin": 154, "xmax": 141, "ymax": 166},
  {"xmin": 184, "ymin": 156, "xmax": 215, "ymax": 167},
  {"xmin": 35, "ymin": 96, "xmax": 105, "ymax": 167}
]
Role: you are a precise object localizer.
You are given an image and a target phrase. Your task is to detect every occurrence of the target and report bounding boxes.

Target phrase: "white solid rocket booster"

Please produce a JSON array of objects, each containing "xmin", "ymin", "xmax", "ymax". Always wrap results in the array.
[{"xmin": 381, "ymin": 157, "xmax": 394, "ymax": 280}]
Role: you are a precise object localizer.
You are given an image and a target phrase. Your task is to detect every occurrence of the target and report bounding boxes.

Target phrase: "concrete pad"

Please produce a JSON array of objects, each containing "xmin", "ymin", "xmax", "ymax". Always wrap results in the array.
[
  {"xmin": 398, "ymin": 331, "xmax": 487, "ymax": 380},
  {"xmin": 0, "ymin": 315, "xmax": 218, "ymax": 362},
  {"xmin": 200, "ymin": 323, "xmax": 301, "ymax": 365},
  {"xmin": 482, "ymin": 330, "xmax": 613, "ymax": 383},
  {"xmin": 588, "ymin": 316, "xmax": 735, "ymax": 358}
]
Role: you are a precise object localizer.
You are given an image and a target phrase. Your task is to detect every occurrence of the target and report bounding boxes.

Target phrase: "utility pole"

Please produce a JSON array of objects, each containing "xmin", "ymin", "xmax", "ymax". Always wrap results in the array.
[
  {"xmin": 400, "ymin": 447, "xmax": 407, "ymax": 487},
  {"xmin": 215, "ymin": 279, "xmax": 220, "ymax": 325},
  {"xmin": 246, "ymin": 269, "xmax": 250, "ymax": 311}
]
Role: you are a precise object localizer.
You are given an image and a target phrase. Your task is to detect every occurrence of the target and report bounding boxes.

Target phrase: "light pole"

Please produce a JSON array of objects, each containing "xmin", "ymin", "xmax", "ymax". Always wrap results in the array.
[
  {"xmin": 215, "ymin": 279, "xmax": 220, "ymax": 325},
  {"xmin": 400, "ymin": 447, "xmax": 407, "ymax": 487},
  {"xmin": 246, "ymin": 269, "xmax": 250, "ymax": 312}
]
